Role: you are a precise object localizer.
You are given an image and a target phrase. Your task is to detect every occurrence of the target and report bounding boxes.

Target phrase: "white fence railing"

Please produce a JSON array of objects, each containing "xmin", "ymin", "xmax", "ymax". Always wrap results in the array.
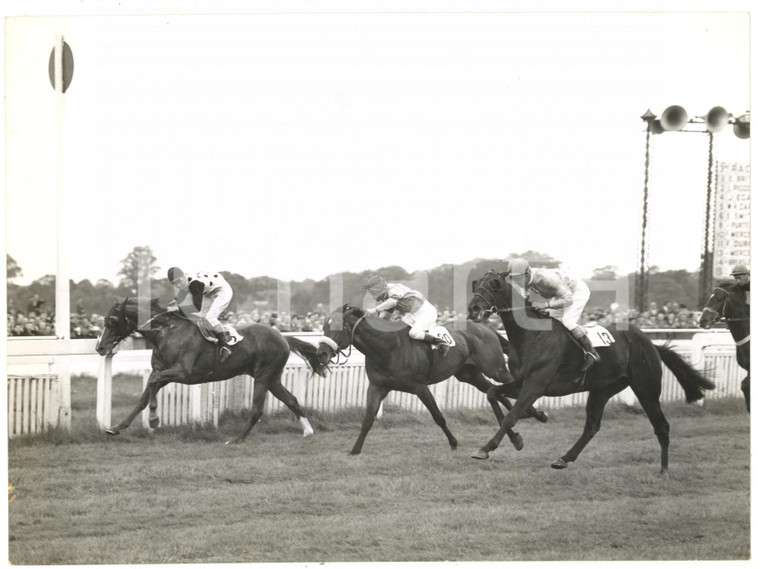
[{"xmin": 6, "ymin": 331, "xmax": 746, "ymax": 435}]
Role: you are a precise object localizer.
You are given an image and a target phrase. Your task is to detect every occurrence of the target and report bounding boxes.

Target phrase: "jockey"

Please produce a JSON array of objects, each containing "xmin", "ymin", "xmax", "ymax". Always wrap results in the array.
[
  {"xmin": 731, "ymin": 265, "xmax": 750, "ymax": 292},
  {"xmin": 364, "ymin": 275, "xmax": 447, "ymax": 350},
  {"xmin": 507, "ymin": 258, "xmax": 600, "ymax": 373},
  {"xmin": 167, "ymin": 266, "xmax": 234, "ymax": 363}
]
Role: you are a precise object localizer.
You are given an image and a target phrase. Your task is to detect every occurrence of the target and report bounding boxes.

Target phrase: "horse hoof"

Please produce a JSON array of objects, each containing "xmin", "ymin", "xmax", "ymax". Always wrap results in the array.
[
  {"xmin": 149, "ymin": 418, "xmax": 160, "ymax": 429},
  {"xmin": 659, "ymin": 470, "xmax": 669, "ymax": 479},
  {"xmin": 551, "ymin": 458, "xmax": 568, "ymax": 469},
  {"xmin": 510, "ymin": 433, "xmax": 524, "ymax": 451},
  {"xmin": 105, "ymin": 428, "xmax": 120, "ymax": 436},
  {"xmin": 536, "ymin": 411, "xmax": 549, "ymax": 423},
  {"xmin": 471, "ymin": 450, "xmax": 490, "ymax": 460}
]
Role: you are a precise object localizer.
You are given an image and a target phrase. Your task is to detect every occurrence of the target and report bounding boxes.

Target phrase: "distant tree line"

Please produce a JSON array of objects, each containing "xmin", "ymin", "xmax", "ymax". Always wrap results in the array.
[{"xmin": 6, "ymin": 248, "xmax": 702, "ymax": 319}]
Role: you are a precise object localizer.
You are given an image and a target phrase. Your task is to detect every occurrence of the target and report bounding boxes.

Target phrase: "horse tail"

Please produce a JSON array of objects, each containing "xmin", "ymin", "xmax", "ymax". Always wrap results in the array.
[
  {"xmin": 285, "ymin": 336, "xmax": 331, "ymax": 378},
  {"xmin": 656, "ymin": 345, "xmax": 716, "ymax": 403}
]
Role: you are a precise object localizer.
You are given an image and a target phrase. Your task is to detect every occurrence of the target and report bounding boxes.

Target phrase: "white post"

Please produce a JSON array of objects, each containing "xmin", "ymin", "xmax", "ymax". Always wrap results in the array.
[
  {"xmin": 55, "ymin": 356, "xmax": 71, "ymax": 430},
  {"xmin": 54, "ymin": 35, "xmax": 70, "ymax": 340},
  {"xmin": 190, "ymin": 384, "xmax": 202, "ymax": 424},
  {"xmin": 96, "ymin": 355, "xmax": 113, "ymax": 429}
]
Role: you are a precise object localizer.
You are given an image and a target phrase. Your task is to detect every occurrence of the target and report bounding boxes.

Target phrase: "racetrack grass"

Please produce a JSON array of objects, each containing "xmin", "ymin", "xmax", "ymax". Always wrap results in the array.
[{"xmin": 8, "ymin": 374, "xmax": 751, "ymax": 564}]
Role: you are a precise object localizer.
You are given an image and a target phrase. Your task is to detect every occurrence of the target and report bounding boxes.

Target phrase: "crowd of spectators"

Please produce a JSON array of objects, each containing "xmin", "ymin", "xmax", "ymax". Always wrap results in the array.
[{"xmin": 6, "ymin": 298, "xmax": 707, "ymax": 339}]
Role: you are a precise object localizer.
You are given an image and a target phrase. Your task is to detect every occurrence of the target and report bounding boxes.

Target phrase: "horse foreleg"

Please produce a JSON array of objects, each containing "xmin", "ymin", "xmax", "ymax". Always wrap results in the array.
[
  {"xmin": 268, "ymin": 380, "xmax": 314, "ymax": 437},
  {"xmin": 107, "ymin": 374, "xmax": 170, "ymax": 435},
  {"xmin": 472, "ymin": 384, "xmax": 543, "ymax": 460},
  {"xmin": 227, "ymin": 379, "xmax": 270, "ymax": 445},
  {"xmin": 741, "ymin": 374, "xmax": 750, "ymax": 412},
  {"xmin": 350, "ymin": 383, "xmax": 389, "ymax": 455},
  {"xmin": 414, "ymin": 385, "xmax": 458, "ymax": 450}
]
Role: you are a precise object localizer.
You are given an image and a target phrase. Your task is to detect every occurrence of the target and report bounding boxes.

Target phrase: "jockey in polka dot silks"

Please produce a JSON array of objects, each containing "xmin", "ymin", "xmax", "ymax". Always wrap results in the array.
[{"xmin": 167, "ymin": 266, "xmax": 234, "ymax": 363}]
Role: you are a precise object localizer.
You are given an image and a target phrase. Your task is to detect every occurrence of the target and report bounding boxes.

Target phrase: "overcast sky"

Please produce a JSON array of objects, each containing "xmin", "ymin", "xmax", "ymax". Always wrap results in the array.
[{"xmin": 4, "ymin": 4, "xmax": 752, "ymax": 285}]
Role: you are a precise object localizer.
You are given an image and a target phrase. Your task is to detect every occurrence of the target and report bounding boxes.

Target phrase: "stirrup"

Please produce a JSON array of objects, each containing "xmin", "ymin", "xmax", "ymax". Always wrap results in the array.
[{"xmin": 219, "ymin": 345, "xmax": 232, "ymax": 364}]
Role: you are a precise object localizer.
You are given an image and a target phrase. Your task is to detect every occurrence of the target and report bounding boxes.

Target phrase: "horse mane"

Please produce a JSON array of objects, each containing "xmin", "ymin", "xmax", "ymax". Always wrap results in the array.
[{"xmin": 121, "ymin": 297, "xmax": 191, "ymax": 327}]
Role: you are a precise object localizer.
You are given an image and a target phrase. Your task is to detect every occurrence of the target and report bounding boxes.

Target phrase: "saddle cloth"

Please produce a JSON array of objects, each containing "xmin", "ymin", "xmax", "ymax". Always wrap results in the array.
[
  {"xmin": 428, "ymin": 325, "xmax": 456, "ymax": 349},
  {"xmin": 582, "ymin": 323, "xmax": 615, "ymax": 348},
  {"xmin": 196, "ymin": 320, "xmax": 244, "ymax": 346}
]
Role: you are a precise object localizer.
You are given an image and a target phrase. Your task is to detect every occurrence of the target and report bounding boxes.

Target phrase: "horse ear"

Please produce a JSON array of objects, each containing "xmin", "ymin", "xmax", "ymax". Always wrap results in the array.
[{"xmin": 471, "ymin": 280, "xmax": 478, "ymax": 293}]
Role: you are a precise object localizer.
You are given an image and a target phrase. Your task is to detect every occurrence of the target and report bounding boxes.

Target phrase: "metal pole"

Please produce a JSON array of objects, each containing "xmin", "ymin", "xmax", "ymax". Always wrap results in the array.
[
  {"xmin": 699, "ymin": 132, "xmax": 716, "ymax": 304},
  {"xmin": 54, "ymin": 35, "xmax": 70, "ymax": 339},
  {"xmin": 636, "ymin": 121, "xmax": 652, "ymax": 314}
]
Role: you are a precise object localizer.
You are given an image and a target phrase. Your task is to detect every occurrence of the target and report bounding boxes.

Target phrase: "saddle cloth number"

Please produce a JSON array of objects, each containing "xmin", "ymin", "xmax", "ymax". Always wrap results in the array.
[
  {"xmin": 583, "ymin": 324, "xmax": 615, "ymax": 348},
  {"xmin": 428, "ymin": 325, "xmax": 456, "ymax": 347}
]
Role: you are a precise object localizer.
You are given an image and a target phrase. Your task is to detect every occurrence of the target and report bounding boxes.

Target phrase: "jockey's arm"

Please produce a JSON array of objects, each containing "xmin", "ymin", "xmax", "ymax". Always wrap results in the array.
[
  {"xmin": 547, "ymin": 287, "xmax": 573, "ymax": 310},
  {"xmin": 374, "ymin": 297, "xmax": 398, "ymax": 313}
]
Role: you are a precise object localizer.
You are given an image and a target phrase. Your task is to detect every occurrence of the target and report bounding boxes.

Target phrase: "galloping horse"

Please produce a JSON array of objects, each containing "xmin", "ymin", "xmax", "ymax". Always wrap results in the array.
[
  {"xmin": 96, "ymin": 297, "xmax": 333, "ymax": 443},
  {"xmin": 468, "ymin": 270, "xmax": 715, "ymax": 475},
  {"xmin": 323, "ymin": 304, "xmax": 547, "ymax": 455},
  {"xmin": 699, "ymin": 283, "xmax": 750, "ymax": 411}
]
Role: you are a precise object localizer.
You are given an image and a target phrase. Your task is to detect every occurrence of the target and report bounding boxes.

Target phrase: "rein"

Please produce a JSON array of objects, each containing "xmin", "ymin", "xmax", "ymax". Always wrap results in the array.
[
  {"xmin": 472, "ymin": 286, "xmax": 537, "ymax": 315},
  {"xmin": 331, "ymin": 312, "xmax": 368, "ymax": 365}
]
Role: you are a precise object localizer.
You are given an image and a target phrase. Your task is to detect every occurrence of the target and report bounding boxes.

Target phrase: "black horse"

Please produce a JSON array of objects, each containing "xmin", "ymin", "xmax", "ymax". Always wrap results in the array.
[
  {"xmin": 699, "ymin": 283, "xmax": 750, "ymax": 411},
  {"xmin": 323, "ymin": 304, "xmax": 547, "ymax": 455},
  {"xmin": 96, "ymin": 297, "xmax": 333, "ymax": 443},
  {"xmin": 468, "ymin": 270, "xmax": 715, "ymax": 475}
]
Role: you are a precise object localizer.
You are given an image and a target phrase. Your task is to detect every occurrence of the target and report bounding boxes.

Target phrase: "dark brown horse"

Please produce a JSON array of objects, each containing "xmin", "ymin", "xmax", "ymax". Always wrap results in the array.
[
  {"xmin": 699, "ymin": 283, "xmax": 750, "ymax": 411},
  {"xmin": 468, "ymin": 270, "xmax": 715, "ymax": 475},
  {"xmin": 95, "ymin": 297, "xmax": 332, "ymax": 443},
  {"xmin": 322, "ymin": 304, "xmax": 547, "ymax": 455}
]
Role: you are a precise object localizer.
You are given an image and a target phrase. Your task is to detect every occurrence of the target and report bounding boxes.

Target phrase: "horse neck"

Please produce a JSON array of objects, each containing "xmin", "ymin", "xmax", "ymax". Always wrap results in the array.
[
  {"xmin": 351, "ymin": 317, "xmax": 397, "ymax": 358},
  {"xmin": 726, "ymin": 318, "xmax": 750, "ymax": 343}
]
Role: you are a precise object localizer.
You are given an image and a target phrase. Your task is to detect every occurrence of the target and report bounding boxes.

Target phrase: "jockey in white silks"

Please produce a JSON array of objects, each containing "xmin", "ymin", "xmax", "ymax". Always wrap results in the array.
[
  {"xmin": 507, "ymin": 258, "xmax": 600, "ymax": 372},
  {"xmin": 364, "ymin": 276, "xmax": 447, "ymax": 350},
  {"xmin": 167, "ymin": 266, "xmax": 234, "ymax": 363}
]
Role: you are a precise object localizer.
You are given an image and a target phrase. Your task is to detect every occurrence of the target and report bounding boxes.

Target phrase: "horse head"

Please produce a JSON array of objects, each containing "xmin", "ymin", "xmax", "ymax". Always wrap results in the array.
[
  {"xmin": 468, "ymin": 270, "xmax": 514, "ymax": 320},
  {"xmin": 323, "ymin": 304, "xmax": 365, "ymax": 350},
  {"xmin": 699, "ymin": 287, "xmax": 730, "ymax": 329},
  {"xmin": 95, "ymin": 297, "xmax": 136, "ymax": 356}
]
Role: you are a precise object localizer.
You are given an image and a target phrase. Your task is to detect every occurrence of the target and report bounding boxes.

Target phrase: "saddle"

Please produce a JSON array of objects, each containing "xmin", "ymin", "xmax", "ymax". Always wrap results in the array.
[
  {"xmin": 427, "ymin": 325, "xmax": 457, "ymax": 351},
  {"xmin": 195, "ymin": 320, "xmax": 244, "ymax": 346}
]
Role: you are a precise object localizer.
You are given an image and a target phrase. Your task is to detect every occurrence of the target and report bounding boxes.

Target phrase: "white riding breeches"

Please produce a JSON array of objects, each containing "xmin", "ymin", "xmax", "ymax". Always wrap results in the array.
[
  {"xmin": 199, "ymin": 283, "xmax": 233, "ymax": 330},
  {"xmin": 402, "ymin": 301, "xmax": 439, "ymax": 340},
  {"xmin": 548, "ymin": 279, "xmax": 590, "ymax": 332}
]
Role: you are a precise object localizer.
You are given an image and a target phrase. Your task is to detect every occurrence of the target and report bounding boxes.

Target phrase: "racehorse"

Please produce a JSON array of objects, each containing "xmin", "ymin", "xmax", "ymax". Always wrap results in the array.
[
  {"xmin": 322, "ymin": 304, "xmax": 548, "ymax": 455},
  {"xmin": 468, "ymin": 270, "xmax": 716, "ymax": 475},
  {"xmin": 95, "ymin": 297, "xmax": 334, "ymax": 443},
  {"xmin": 699, "ymin": 283, "xmax": 750, "ymax": 411}
]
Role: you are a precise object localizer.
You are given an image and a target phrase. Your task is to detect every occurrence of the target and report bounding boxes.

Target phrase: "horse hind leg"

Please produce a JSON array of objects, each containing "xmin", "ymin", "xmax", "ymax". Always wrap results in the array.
[
  {"xmin": 413, "ymin": 384, "xmax": 459, "ymax": 451},
  {"xmin": 553, "ymin": 385, "xmax": 619, "ymax": 470},
  {"xmin": 741, "ymin": 375, "xmax": 750, "ymax": 412},
  {"xmin": 226, "ymin": 379, "xmax": 270, "ymax": 445},
  {"xmin": 268, "ymin": 379, "xmax": 314, "ymax": 437}
]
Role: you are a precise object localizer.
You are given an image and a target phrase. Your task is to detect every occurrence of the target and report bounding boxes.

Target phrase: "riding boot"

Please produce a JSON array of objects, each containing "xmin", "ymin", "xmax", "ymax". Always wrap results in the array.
[
  {"xmin": 423, "ymin": 333, "xmax": 449, "ymax": 355},
  {"xmin": 215, "ymin": 331, "xmax": 232, "ymax": 364},
  {"xmin": 578, "ymin": 334, "xmax": 600, "ymax": 373}
]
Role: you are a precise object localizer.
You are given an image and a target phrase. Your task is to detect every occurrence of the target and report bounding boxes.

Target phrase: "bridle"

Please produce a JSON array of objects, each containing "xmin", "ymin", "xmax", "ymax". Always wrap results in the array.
[
  {"xmin": 704, "ymin": 287, "xmax": 750, "ymax": 323},
  {"xmin": 702, "ymin": 286, "xmax": 750, "ymax": 347},
  {"xmin": 328, "ymin": 309, "xmax": 368, "ymax": 364}
]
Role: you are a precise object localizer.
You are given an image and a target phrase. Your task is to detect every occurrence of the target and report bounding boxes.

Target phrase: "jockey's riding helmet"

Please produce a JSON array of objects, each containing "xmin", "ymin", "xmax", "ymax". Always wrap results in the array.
[
  {"xmin": 507, "ymin": 258, "xmax": 531, "ymax": 279},
  {"xmin": 167, "ymin": 267, "xmax": 184, "ymax": 282},
  {"xmin": 731, "ymin": 264, "xmax": 750, "ymax": 276},
  {"xmin": 365, "ymin": 275, "xmax": 387, "ymax": 298}
]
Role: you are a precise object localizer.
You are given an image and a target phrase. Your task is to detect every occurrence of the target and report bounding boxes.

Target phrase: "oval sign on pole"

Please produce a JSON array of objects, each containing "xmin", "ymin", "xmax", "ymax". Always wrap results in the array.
[{"xmin": 48, "ymin": 41, "xmax": 74, "ymax": 93}]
